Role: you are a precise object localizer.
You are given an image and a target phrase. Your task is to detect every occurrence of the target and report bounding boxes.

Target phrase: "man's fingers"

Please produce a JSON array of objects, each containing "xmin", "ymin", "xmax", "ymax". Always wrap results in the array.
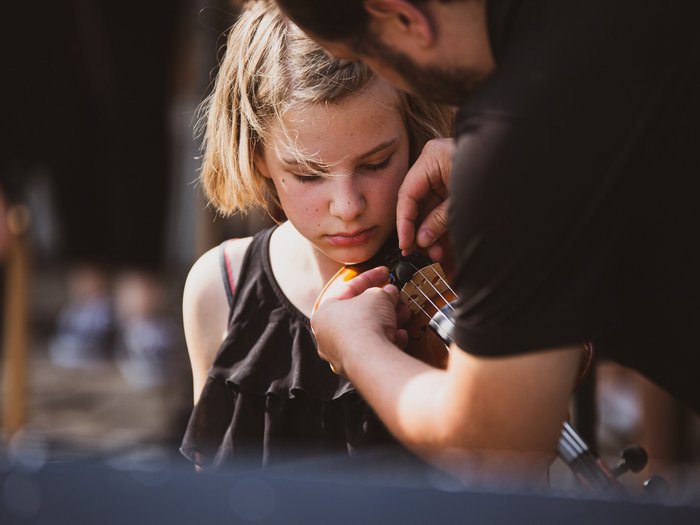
[
  {"xmin": 396, "ymin": 302, "xmax": 411, "ymax": 328},
  {"xmin": 427, "ymin": 242, "xmax": 444, "ymax": 263},
  {"xmin": 416, "ymin": 199, "xmax": 450, "ymax": 249},
  {"xmin": 312, "ymin": 276, "xmax": 402, "ymax": 375},
  {"xmin": 397, "ymin": 217, "xmax": 417, "ymax": 254},
  {"xmin": 337, "ymin": 266, "xmax": 390, "ymax": 300},
  {"xmin": 381, "ymin": 283, "xmax": 400, "ymax": 306},
  {"xmin": 395, "ymin": 328, "xmax": 409, "ymax": 350},
  {"xmin": 397, "ymin": 174, "xmax": 424, "ymax": 253},
  {"xmin": 396, "ymin": 161, "xmax": 431, "ymax": 252},
  {"xmin": 396, "ymin": 138, "xmax": 454, "ymax": 252}
]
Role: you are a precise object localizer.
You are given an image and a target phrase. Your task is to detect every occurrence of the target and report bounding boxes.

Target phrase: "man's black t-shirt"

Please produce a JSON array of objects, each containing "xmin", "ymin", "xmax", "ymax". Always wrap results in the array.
[{"xmin": 449, "ymin": 0, "xmax": 700, "ymax": 413}]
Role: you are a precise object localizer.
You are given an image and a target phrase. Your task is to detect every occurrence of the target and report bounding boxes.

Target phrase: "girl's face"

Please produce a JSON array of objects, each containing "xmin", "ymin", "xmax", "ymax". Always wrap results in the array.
[{"xmin": 259, "ymin": 81, "xmax": 410, "ymax": 265}]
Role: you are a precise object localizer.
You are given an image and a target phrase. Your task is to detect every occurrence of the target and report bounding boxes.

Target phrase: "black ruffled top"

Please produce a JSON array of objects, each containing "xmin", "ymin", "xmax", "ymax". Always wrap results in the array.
[{"xmin": 180, "ymin": 227, "xmax": 396, "ymax": 468}]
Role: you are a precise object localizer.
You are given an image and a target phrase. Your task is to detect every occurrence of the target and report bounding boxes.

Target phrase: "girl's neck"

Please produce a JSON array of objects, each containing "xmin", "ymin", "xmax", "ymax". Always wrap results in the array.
[{"xmin": 268, "ymin": 221, "xmax": 342, "ymax": 318}]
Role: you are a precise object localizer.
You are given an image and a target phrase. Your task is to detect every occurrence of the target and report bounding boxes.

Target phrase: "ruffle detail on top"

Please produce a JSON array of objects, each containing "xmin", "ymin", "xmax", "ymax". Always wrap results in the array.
[{"xmin": 180, "ymin": 227, "xmax": 396, "ymax": 469}]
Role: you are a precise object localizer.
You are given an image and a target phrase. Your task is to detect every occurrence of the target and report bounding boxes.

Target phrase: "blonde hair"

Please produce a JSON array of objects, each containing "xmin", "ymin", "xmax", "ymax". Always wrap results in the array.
[{"xmin": 199, "ymin": 0, "xmax": 453, "ymax": 216}]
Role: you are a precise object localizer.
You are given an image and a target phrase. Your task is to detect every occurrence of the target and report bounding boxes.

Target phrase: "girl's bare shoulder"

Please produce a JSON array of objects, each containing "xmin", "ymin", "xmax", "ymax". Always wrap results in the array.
[
  {"xmin": 184, "ymin": 238, "xmax": 253, "ymax": 308},
  {"xmin": 183, "ymin": 237, "xmax": 254, "ymax": 354}
]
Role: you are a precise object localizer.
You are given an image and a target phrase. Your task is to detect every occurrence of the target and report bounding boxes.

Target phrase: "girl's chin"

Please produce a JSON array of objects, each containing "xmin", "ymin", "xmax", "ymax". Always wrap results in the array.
[
  {"xmin": 316, "ymin": 242, "xmax": 372, "ymax": 266},
  {"xmin": 315, "ymin": 229, "xmax": 394, "ymax": 267},
  {"xmin": 333, "ymin": 241, "xmax": 388, "ymax": 267},
  {"xmin": 336, "ymin": 251, "xmax": 375, "ymax": 266}
]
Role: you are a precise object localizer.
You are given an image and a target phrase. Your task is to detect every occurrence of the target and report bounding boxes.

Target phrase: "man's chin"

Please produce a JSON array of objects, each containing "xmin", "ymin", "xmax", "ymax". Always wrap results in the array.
[
  {"xmin": 364, "ymin": 37, "xmax": 488, "ymax": 106},
  {"xmin": 411, "ymin": 70, "xmax": 488, "ymax": 106}
]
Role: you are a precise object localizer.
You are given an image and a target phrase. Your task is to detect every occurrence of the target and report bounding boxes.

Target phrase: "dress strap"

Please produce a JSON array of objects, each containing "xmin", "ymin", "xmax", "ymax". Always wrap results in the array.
[{"xmin": 219, "ymin": 239, "xmax": 239, "ymax": 308}]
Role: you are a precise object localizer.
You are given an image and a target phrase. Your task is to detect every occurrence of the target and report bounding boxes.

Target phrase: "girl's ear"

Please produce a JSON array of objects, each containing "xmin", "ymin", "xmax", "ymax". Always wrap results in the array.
[
  {"xmin": 363, "ymin": 0, "xmax": 435, "ymax": 48},
  {"xmin": 255, "ymin": 149, "xmax": 272, "ymax": 179}
]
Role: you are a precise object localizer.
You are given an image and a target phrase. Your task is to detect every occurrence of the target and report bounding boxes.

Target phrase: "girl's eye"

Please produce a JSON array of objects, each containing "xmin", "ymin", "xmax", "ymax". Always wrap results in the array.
[
  {"xmin": 293, "ymin": 174, "xmax": 322, "ymax": 183},
  {"xmin": 359, "ymin": 154, "xmax": 393, "ymax": 172}
]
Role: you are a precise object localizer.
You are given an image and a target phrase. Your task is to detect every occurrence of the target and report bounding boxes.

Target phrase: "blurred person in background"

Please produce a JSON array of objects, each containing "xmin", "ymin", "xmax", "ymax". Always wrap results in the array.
[
  {"xmin": 5, "ymin": 0, "xmax": 184, "ymax": 381},
  {"xmin": 1, "ymin": 0, "xmax": 200, "ymax": 460}
]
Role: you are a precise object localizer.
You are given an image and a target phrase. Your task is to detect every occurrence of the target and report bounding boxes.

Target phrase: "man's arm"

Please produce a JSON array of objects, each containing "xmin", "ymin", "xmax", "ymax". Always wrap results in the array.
[{"xmin": 312, "ymin": 270, "xmax": 582, "ymax": 484}]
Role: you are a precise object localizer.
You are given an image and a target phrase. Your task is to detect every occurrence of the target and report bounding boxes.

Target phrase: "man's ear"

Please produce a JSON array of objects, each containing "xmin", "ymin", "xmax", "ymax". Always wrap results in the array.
[{"xmin": 364, "ymin": 0, "xmax": 435, "ymax": 47}]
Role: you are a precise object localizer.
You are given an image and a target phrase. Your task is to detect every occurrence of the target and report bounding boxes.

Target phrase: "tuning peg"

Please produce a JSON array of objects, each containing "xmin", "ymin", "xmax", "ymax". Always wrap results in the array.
[
  {"xmin": 611, "ymin": 446, "xmax": 648, "ymax": 477},
  {"xmin": 642, "ymin": 475, "xmax": 670, "ymax": 501}
]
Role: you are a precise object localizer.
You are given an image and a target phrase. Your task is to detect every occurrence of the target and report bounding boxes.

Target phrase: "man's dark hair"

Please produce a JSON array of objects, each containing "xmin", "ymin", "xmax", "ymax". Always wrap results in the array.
[
  {"xmin": 274, "ymin": 1, "xmax": 457, "ymax": 44},
  {"xmin": 274, "ymin": 0, "xmax": 370, "ymax": 42}
]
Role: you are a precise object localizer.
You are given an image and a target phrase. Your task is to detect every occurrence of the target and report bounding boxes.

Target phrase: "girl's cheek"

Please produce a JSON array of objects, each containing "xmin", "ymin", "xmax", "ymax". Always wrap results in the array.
[{"xmin": 388, "ymin": 167, "xmax": 407, "ymax": 194}]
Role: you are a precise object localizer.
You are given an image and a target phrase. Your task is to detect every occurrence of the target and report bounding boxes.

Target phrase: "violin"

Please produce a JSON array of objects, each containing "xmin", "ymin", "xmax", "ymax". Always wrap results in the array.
[
  {"xmin": 314, "ymin": 241, "xmax": 665, "ymax": 498},
  {"xmin": 313, "ymin": 238, "xmax": 449, "ymax": 369}
]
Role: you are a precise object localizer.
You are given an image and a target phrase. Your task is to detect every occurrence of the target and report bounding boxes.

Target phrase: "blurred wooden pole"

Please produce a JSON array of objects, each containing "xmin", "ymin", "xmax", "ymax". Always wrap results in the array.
[
  {"xmin": 2, "ymin": 205, "xmax": 31, "ymax": 440},
  {"xmin": 194, "ymin": 195, "xmax": 223, "ymax": 258}
]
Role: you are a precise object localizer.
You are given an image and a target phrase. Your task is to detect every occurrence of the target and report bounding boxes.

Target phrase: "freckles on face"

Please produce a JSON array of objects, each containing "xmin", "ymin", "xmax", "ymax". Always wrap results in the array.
[{"xmin": 261, "ymin": 81, "xmax": 411, "ymax": 261}]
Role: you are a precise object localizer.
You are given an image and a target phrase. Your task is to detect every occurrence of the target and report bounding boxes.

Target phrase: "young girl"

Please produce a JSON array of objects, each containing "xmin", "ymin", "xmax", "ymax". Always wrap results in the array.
[{"xmin": 180, "ymin": 0, "xmax": 452, "ymax": 469}]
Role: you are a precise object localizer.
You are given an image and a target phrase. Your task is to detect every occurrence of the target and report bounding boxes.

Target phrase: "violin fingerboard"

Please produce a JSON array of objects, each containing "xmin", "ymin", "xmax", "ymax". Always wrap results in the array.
[{"xmin": 400, "ymin": 263, "xmax": 453, "ymax": 316}]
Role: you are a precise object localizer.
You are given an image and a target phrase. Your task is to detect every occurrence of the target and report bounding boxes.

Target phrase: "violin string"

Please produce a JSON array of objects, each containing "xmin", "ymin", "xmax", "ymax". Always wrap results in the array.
[
  {"xmin": 561, "ymin": 423, "xmax": 610, "ymax": 488},
  {"xmin": 404, "ymin": 280, "xmax": 455, "ymax": 329},
  {"xmin": 396, "ymin": 268, "xmax": 454, "ymax": 338},
  {"xmin": 402, "ymin": 284, "xmax": 438, "ymax": 319},
  {"xmin": 559, "ymin": 439, "xmax": 579, "ymax": 462},
  {"xmin": 406, "ymin": 260, "xmax": 456, "ymax": 314},
  {"xmin": 560, "ymin": 431, "xmax": 600, "ymax": 484},
  {"xmin": 404, "ymin": 294, "xmax": 433, "ymax": 321},
  {"xmin": 406, "ymin": 260, "xmax": 456, "ymax": 313},
  {"xmin": 561, "ymin": 423, "xmax": 586, "ymax": 457}
]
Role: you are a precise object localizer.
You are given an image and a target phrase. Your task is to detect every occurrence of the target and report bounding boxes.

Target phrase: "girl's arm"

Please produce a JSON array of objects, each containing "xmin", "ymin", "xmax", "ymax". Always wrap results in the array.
[{"xmin": 182, "ymin": 239, "xmax": 251, "ymax": 403}]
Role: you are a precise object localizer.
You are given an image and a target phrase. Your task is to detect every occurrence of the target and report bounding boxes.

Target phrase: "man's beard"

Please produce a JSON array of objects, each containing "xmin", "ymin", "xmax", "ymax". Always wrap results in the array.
[{"xmin": 360, "ymin": 35, "xmax": 489, "ymax": 106}]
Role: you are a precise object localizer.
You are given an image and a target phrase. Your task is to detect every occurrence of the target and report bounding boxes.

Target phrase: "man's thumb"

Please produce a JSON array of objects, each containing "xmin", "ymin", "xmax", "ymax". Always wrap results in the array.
[{"xmin": 417, "ymin": 199, "xmax": 450, "ymax": 248}]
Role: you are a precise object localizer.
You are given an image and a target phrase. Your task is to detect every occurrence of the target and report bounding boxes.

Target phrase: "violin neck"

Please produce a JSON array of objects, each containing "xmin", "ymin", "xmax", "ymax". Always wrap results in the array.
[{"xmin": 399, "ymin": 262, "xmax": 458, "ymax": 346}]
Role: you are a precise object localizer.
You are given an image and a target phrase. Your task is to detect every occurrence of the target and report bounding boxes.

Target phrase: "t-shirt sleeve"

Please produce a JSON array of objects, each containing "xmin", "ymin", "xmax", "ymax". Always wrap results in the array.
[
  {"xmin": 448, "ymin": 0, "xmax": 680, "ymax": 356},
  {"xmin": 449, "ymin": 113, "xmax": 623, "ymax": 356}
]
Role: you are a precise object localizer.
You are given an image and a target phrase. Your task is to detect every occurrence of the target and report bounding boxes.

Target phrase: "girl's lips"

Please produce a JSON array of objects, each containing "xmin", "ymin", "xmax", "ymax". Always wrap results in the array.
[{"xmin": 325, "ymin": 227, "xmax": 377, "ymax": 247}]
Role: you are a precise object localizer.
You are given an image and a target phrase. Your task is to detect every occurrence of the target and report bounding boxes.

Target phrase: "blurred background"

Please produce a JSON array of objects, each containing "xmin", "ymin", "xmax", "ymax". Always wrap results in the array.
[
  {"xmin": 0, "ymin": 0, "xmax": 698, "ymax": 500},
  {"xmin": 1, "ymin": 0, "xmax": 270, "ymax": 467}
]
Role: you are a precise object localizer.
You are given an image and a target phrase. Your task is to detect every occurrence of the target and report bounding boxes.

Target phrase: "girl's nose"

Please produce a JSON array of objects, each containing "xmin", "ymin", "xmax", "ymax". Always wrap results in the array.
[{"xmin": 329, "ymin": 177, "xmax": 366, "ymax": 222}]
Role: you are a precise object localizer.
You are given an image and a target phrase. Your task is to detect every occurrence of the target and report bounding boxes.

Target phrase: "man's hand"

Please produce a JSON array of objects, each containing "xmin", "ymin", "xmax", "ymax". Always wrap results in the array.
[
  {"xmin": 311, "ymin": 267, "xmax": 408, "ymax": 375},
  {"xmin": 397, "ymin": 138, "xmax": 455, "ymax": 260}
]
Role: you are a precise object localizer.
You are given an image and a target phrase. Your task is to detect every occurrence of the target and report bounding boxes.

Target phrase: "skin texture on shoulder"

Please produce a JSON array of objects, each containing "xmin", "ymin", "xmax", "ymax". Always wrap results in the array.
[{"xmin": 182, "ymin": 237, "xmax": 252, "ymax": 403}]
